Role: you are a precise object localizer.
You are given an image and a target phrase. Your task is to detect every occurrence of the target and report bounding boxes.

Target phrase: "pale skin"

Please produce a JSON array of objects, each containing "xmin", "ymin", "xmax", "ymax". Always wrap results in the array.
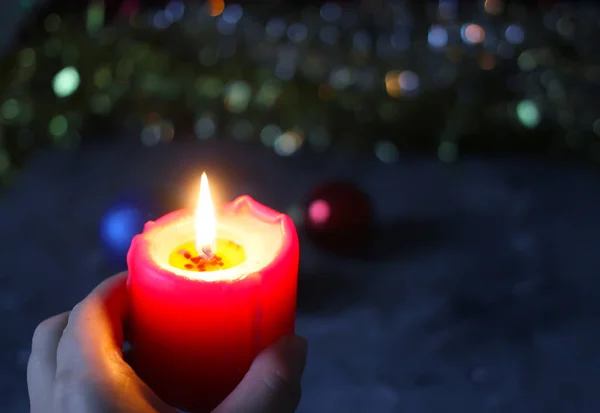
[{"xmin": 27, "ymin": 272, "xmax": 308, "ymax": 413}]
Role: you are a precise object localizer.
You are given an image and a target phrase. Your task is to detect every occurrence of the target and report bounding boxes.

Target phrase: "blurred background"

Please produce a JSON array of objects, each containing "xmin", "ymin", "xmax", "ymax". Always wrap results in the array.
[{"xmin": 2, "ymin": 0, "xmax": 600, "ymax": 412}]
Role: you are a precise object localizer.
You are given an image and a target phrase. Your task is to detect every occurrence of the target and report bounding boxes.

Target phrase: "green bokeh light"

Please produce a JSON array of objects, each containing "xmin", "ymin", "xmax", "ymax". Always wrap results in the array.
[
  {"xmin": 517, "ymin": 51, "xmax": 536, "ymax": 72},
  {"xmin": 87, "ymin": 2, "xmax": 105, "ymax": 32},
  {"xmin": 49, "ymin": 115, "xmax": 68, "ymax": 137},
  {"xmin": 255, "ymin": 80, "xmax": 281, "ymax": 107},
  {"xmin": 93, "ymin": 67, "xmax": 112, "ymax": 88},
  {"xmin": 437, "ymin": 141, "xmax": 458, "ymax": 163},
  {"xmin": 53, "ymin": 66, "xmax": 80, "ymax": 98},
  {"xmin": 225, "ymin": 81, "xmax": 251, "ymax": 113},
  {"xmin": 18, "ymin": 48, "xmax": 36, "ymax": 67},
  {"xmin": 1, "ymin": 99, "xmax": 20, "ymax": 120},
  {"xmin": 516, "ymin": 99, "xmax": 540, "ymax": 128}
]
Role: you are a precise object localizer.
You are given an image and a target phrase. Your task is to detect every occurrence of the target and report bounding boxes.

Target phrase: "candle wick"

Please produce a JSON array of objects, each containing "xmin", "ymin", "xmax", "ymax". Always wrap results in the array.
[{"xmin": 201, "ymin": 245, "xmax": 214, "ymax": 260}]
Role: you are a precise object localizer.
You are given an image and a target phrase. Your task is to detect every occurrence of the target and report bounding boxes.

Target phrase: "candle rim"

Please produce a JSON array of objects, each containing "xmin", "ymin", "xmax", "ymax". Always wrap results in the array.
[{"xmin": 128, "ymin": 195, "xmax": 298, "ymax": 284}]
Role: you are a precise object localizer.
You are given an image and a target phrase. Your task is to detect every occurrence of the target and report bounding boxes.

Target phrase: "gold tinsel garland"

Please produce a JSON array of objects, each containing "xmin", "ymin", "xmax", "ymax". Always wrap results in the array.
[{"xmin": 0, "ymin": 1, "xmax": 599, "ymax": 186}]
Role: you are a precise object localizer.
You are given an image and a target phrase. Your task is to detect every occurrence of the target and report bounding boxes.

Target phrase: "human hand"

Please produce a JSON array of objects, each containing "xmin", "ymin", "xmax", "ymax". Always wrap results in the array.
[{"xmin": 27, "ymin": 272, "xmax": 308, "ymax": 413}]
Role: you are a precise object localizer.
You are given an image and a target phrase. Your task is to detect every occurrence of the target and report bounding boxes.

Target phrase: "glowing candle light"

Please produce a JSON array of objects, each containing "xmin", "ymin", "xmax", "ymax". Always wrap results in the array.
[
  {"xmin": 195, "ymin": 172, "xmax": 217, "ymax": 259},
  {"xmin": 127, "ymin": 173, "xmax": 299, "ymax": 412}
]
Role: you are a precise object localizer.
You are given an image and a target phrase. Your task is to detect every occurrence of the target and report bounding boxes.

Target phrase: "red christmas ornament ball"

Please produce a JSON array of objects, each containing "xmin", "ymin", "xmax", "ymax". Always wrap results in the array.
[{"xmin": 303, "ymin": 181, "xmax": 373, "ymax": 255}]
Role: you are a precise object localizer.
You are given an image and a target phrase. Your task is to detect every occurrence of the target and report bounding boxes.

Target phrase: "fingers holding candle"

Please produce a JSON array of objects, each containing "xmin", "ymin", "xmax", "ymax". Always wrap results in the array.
[
  {"xmin": 29, "ymin": 311, "xmax": 69, "ymax": 378},
  {"xmin": 27, "ymin": 311, "xmax": 69, "ymax": 411},
  {"xmin": 28, "ymin": 272, "xmax": 180, "ymax": 413},
  {"xmin": 213, "ymin": 335, "xmax": 308, "ymax": 413},
  {"xmin": 27, "ymin": 273, "xmax": 131, "ymax": 413},
  {"xmin": 55, "ymin": 272, "xmax": 130, "ymax": 380}
]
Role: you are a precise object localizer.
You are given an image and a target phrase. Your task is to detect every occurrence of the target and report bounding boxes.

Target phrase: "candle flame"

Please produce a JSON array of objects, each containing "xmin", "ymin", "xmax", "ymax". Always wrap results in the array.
[{"xmin": 195, "ymin": 172, "xmax": 217, "ymax": 259}]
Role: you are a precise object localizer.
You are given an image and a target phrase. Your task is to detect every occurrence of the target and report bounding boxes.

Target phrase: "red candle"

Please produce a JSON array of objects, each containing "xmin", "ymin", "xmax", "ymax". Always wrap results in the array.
[{"xmin": 126, "ymin": 173, "xmax": 299, "ymax": 412}]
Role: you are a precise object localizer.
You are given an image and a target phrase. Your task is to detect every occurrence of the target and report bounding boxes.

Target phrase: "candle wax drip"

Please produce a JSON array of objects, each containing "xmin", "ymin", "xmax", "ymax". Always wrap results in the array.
[{"xmin": 169, "ymin": 239, "xmax": 246, "ymax": 272}]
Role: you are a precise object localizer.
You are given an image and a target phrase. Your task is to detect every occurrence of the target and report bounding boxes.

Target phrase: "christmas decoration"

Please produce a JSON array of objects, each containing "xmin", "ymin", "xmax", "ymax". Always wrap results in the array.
[
  {"xmin": 304, "ymin": 181, "xmax": 373, "ymax": 255},
  {"xmin": 0, "ymin": 1, "xmax": 599, "ymax": 190},
  {"xmin": 99, "ymin": 194, "xmax": 158, "ymax": 265}
]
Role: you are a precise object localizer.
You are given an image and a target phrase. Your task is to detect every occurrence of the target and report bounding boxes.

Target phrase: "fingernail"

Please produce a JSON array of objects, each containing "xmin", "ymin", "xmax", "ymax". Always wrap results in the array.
[{"xmin": 282, "ymin": 335, "xmax": 308, "ymax": 379}]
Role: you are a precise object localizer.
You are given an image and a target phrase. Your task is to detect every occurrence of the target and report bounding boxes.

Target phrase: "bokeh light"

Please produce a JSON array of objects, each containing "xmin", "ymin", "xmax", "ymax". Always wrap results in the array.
[
  {"xmin": 216, "ymin": 16, "xmax": 236, "ymax": 35},
  {"xmin": 207, "ymin": 0, "xmax": 224, "ymax": 17},
  {"xmin": 384, "ymin": 71, "xmax": 401, "ymax": 98},
  {"xmin": 195, "ymin": 116, "xmax": 217, "ymax": 140},
  {"xmin": 399, "ymin": 71, "xmax": 419, "ymax": 93},
  {"xmin": 320, "ymin": 3, "xmax": 341, "ymax": 22},
  {"xmin": 165, "ymin": 1, "xmax": 185, "ymax": 22},
  {"xmin": 222, "ymin": 4, "xmax": 243, "ymax": 24},
  {"xmin": 461, "ymin": 24, "xmax": 485, "ymax": 44},
  {"xmin": 385, "ymin": 70, "xmax": 419, "ymax": 97},
  {"xmin": 255, "ymin": 81, "xmax": 281, "ymax": 107},
  {"xmin": 274, "ymin": 131, "xmax": 303, "ymax": 156},
  {"xmin": 100, "ymin": 203, "xmax": 147, "ymax": 259},
  {"xmin": 505, "ymin": 24, "xmax": 525, "ymax": 44},
  {"xmin": 224, "ymin": 81, "xmax": 251, "ymax": 113},
  {"xmin": 260, "ymin": 124, "xmax": 282, "ymax": 147},
  {"xmin": 0, "ymin": 0, "xmax": 596, "ymax": 181},
  {"xmin": 484, "ymin": 0, "xmax": 504, "ymax": 15},
  {"xmin": 329, "ymin": 68, "xmax": 352, "ymax": 90},
  {"xmin": 428, "ymin": 25, "xmax": 448, "ymax": 49},
  {"xmin": 266, "ymin": 18, "xmax": 286, "ymax": 39},
  {"xmin": 53, "ymin": 66, "xmax": 80, "ymax": 98},
  {"xmin": 557, "ymin": 16, "xmax": 574, "ymax": 38},
  {"xmin": 374, "ymin": 140, "xmax": 399, "ymax": 163},
  {"xmin": 517, "ymin": 51, "xmax": 537, "ymax": 71},
  {"xmin": 141, "ymin": 119, "xmax": 175, "ymax": 146},
  {"xmin": 86, "ymin": 2, "xmax": 105, "ymax": 32},
  {"xmin": 18, "ymin": 48, "xmax": 35, "ymax": 67},
  {"xmin": 1, "ymin": 99, "xmax": 20, "ymax": 120},
  {"xmin": 438, "ymin": 141, "xmax": 458, "ymax": 163},
  {"xmin": 478, "ymin": 53, "xmax": 496, "ymax": 70},
  {"xmin": 288, "ymin": 23, "xmax": 308, "ymax": 43},
  {"xmin": 308, "ymin": 199, "xmax": 331, "ymax": 225},
  {"xmin": 93, "ymin": 67, "xmax": 112, "ymax": 89},
  {"xmin": 49, "ymin": 115, "xmax": 68, "ymax": 137},
  {"xmin": 516, "ymin": 100, "xmax": 541, "ymax": 128}
]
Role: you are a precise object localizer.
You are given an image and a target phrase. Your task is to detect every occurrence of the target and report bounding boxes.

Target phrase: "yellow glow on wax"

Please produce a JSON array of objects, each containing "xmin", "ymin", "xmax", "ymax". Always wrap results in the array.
[
  {"xmin": 195, "ymin": 173, "xmax": 217, "ymax": 259},
  {"xmin": 169, "ymin": 239, "xmax": 246, "ymax": 272}
]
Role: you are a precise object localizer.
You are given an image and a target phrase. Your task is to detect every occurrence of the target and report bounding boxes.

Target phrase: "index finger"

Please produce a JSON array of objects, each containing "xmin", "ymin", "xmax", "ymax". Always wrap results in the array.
[{"xmin": 55, "ymin": 272, "xmax": 129, "ymax": 376}]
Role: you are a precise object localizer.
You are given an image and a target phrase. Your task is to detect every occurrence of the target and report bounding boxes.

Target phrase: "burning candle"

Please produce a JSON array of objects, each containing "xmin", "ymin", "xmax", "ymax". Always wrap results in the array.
[{"xmin": 126, "ymin": 173, "xmax": 299, "ymax": 412}]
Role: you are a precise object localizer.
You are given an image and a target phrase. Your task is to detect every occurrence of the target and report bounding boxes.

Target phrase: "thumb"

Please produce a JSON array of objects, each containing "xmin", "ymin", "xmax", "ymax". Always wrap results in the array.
[{"xmin": 212, "ymin": 335, "xmax": 308, "ymax": 413}]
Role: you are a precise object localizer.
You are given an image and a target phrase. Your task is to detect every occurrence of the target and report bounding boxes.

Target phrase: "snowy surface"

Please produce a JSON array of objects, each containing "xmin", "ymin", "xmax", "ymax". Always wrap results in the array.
[{"xmin": 3, "ymin": 141, "xmax": 600, "ymax": 412}]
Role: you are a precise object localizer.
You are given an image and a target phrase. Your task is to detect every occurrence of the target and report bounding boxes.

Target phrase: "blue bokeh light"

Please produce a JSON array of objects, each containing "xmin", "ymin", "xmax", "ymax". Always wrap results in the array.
[{"xmin": 100, "ymin": 202, "xmax": 148, "ymax": 261}]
